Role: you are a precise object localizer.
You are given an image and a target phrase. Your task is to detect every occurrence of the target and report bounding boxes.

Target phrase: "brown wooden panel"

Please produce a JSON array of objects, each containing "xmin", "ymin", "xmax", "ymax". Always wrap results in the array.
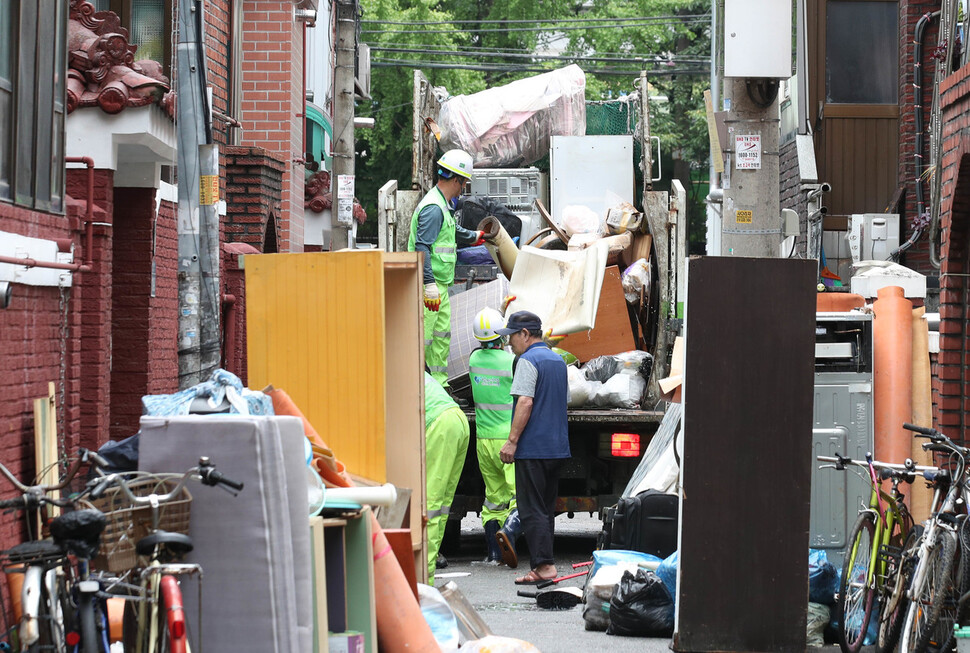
[
  {"xmin": 558, "ymin": 266, "xmax": 636, "ymax": 362},
  {"xmin": 673, "ymin": 257, "xmax": 817, "ymax": 653},
  {"xmin": 821, "ymin": 117, "xmax": 898, "ymax": 216}
]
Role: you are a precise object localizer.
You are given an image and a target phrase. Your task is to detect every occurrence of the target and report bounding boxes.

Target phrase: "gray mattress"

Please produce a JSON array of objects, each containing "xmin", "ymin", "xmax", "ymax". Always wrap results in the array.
[{"xmin": 139, "ymin": 415, "xmax": 312, "ymax": 653}]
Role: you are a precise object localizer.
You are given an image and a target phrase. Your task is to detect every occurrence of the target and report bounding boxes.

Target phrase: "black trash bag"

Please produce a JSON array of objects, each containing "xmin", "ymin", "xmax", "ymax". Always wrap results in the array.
[
  {"xmin": 606, "ymin": 569, "xmax": 675, "ymax": 638},
  {"xmin": 458, "ymin": 196, "xmax": 523, "ymax": 240},
  {"xmin": 583, "ymin": 355, "xmax": 619, "ymax": 383},
  {"xmin": 96, "ymin": 431, "xmax": 140, "ymax": 474},
  {"xmin": 50, "ymin": 509, "xmax": 106, "ymax": 560}
]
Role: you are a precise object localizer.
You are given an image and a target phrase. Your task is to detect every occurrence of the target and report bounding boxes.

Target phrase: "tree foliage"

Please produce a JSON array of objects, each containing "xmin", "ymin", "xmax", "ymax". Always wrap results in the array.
[{"xmin": 355, "ymin": 0, "xmax": 711, "ymax": 246}]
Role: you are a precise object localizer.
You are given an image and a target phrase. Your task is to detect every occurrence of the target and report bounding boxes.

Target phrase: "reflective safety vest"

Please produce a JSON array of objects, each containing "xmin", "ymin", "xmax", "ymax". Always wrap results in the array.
[
  {"xmin": 424, "ymin": 371, "xmax": 458, "ymax": 428},
  {"xmin": 407, "ymin": 187, "xmax": 458, "ymax": 285},
  {"xmin": 469, "ymin": 348, "xmax": 514, "ymax": 439}
]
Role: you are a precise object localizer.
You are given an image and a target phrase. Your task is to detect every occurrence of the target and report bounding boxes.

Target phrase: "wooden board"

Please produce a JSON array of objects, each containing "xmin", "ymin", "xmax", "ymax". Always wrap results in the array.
[
  {"xmin": 33, "ymin": 381, "xmax": 59, "ymax": 532},
  {"xmin": 345, "ymin": 507, "xmax": 377, "ymax": 653},
  {"xmin": 309, "ymin": 517, "xmax": 329, "ymax": 653},
  {"xmin": 383, "ymin": 528, "xmax": 418, "ymax": 601},
  {"xmin": 558, "ymin": 266, "xmax": 636, "ymax": 362},
  {"xmin": 674, "ymin": 257, "xmax": 816, "ymax": 653}
]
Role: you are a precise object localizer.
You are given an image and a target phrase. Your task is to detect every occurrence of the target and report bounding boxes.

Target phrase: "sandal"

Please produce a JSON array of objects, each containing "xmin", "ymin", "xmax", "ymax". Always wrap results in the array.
[
  {"xmin": 514, "ymin": 569, "xmax": 555, "ymax": 585},
  {"xmin": 495, "ymin": 531, "xmax": 518, "ymax": 569}
]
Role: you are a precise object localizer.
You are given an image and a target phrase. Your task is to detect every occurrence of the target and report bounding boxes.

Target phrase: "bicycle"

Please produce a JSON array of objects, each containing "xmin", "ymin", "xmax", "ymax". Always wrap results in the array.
[
  {"xmin": 818, "ymin": 451, "xmax": 934, "ymax": 653},
  {"xmin": 899, "ymin": 422, "xmax": 970, "ymax": 653},
  {"xmin": 0, "ymin": 448, "xmax": 111, "ymax": 653},
  {"xmin": 87, "ymin": 457, "xmax": 243, "ymax": 653}
]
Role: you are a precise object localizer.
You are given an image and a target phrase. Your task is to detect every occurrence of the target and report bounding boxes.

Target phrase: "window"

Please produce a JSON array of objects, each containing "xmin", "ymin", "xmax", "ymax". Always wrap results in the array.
[
  {"xmin": 93, "ymin": 0, "xmax": 171, "ymax": 76},
  {"xmin": 826, "ymin": 1, "xmax": 898, "ymax": 104},
  {"xmin": 0, "ymin": 2, "xmax": 67, "ymax": 212}
]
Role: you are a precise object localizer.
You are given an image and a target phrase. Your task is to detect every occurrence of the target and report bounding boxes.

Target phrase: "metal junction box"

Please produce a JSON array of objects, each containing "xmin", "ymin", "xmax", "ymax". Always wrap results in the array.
[
  {"xmin": 724, "ymin": 0, "xmax": 793, "ymax": 79},
  {"xmin": 811, "ymin": 312, "xmax": 874, "ymax": 565}
]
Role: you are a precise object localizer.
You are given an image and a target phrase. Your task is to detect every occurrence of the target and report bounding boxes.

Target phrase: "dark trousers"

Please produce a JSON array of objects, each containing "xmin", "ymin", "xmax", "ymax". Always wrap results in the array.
[{"xmin": 515, "ymin": 458, "xmax": 563, "ymax": 569}]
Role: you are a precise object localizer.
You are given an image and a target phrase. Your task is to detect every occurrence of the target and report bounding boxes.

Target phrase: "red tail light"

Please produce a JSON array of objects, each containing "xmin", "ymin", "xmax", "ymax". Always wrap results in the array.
[
  {"xmin": 66, "ymin": 631, "xmax": 81, "ymax": 646},
  {"xmin": 611, "ymin": 433, "xmax": 640, "ymax": 457}
]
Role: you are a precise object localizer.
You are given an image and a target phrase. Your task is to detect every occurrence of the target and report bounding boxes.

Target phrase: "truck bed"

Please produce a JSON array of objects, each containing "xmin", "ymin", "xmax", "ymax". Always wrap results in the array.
[{"xmin": 462, "ymin": 407, "xmax": 664, "ymax": 425}]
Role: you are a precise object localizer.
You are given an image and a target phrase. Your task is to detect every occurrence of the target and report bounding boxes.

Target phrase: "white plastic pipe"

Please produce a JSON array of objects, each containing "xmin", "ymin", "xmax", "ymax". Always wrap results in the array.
[{"xmin": 326, "ymin": 483, "xmax": 398, "ymax": 507}]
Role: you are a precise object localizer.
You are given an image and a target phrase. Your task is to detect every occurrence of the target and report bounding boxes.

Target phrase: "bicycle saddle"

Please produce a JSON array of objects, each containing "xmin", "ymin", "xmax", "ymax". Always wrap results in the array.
[
  {"xmin": 2, "ymin": 539, "xmax": 64, "ymax": 565},
  {"xmin": 136, "ymin": 530, "xmax": 194, "ymax": 557}
]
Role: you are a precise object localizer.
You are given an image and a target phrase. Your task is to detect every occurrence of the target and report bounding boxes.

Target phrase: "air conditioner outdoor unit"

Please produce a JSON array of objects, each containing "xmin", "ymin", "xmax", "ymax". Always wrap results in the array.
[
  {"xmin": 847, "ymin": 213, "xmax": 899, "ymax": 264},
  {"xmin": 469, "ymin": 168, "xmax": 547, "ymax": 244}
]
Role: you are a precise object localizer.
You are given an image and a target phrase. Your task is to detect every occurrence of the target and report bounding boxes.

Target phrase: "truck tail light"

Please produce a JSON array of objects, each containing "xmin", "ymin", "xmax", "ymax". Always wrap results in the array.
[{"xmin": 611, "ymin": 433, "xmax": 640, "ymax": 458}]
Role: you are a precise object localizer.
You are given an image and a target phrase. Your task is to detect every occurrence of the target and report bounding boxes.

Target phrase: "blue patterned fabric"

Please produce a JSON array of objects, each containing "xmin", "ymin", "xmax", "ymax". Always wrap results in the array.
[{"xmin": 142, "ymin": 369, "xmax": 274, "ymax": 417}]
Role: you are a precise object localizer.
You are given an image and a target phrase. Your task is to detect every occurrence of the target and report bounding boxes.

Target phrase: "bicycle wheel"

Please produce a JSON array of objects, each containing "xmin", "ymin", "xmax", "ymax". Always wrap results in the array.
[
  {"xmin": 901, "ymin": 527, "xmax": 957, "ymax": 653},
  {"xmin": 838, "ymin": 512, "xmax": 877, "ymax": 653},
  {"xmin": 877, "ymin": 524, "xmax": 922, "ymax": 653}
]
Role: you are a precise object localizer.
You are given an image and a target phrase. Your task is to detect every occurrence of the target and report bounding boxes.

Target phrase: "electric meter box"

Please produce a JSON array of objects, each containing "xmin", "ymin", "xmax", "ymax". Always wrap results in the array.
[{"xmin": 724, "ymin": 0, "xmax": 793, "ymax": 78}]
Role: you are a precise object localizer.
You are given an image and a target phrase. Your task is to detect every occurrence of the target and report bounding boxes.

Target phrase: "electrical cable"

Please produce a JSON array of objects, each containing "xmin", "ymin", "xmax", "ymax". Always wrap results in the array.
[
  {"xmin": 367, "ymin": 46, "xmax": 709, "ymax": 66},
  {"xmin": 361, "ymin": 14, "xmax": 710, "ymax": 26},
  {"xmin": 361, "ymin": 20, "xmax": 709, "ymax": 35},
  {"xmin": 369, "ymin": 40, "xmax": 709, "ymax": 59},
  {"xmin": 370, "ymin": 59, "xmax": 709, "ymax": 75}
]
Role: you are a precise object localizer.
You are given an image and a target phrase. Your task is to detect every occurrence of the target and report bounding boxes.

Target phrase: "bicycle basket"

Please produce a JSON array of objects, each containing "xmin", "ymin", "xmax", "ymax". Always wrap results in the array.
[{"xmin": 86, "ymin": 475, "xmax": 191, "ymax": 573}]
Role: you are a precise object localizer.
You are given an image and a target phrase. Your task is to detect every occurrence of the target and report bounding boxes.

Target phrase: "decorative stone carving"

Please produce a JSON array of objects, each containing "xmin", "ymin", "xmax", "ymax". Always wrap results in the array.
[
  {"xmin": 304, "ymin": 171, "xmax": 367, "ymax": 223},
  {"xmin": 67, "ymin": 0, "xmax": 174, "ymax": 116}
]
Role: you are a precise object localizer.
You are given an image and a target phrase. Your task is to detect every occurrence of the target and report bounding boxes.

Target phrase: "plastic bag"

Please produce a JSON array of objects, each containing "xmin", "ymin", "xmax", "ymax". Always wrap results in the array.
[
  {"xmin": 589, "ymin": 550, "xmax": 662, "ymax": 586},
  {"xmin": 458, "ymin": 195, "xmax": 523, "ymax": 239},
  {"xmin": 606, "ymin": 569, "xmax": 675, "ymax": 637},
  {"xmin": 656, "ymin": 550, "xmax": 678, "ymax": 598},
  {"xmin": 808, "ymin": 549, "xmax": 838, "ymax": 605},
  {"xmin": 807, "ymin": 602, "xmax": 830, "ymax": 647},
  {"xmin": 583, "ymin": 355, "xmax": 619, "ymax": 382},
  {"xmin": 592, "ymin": 373, "xmax": 645, "ymax": 409},
  {"xmin": 622, "ymin": 258, "xmax": 652, "ymax": 305},
  {"xmin": 584, "ymin": 564, "xmax": 639, "ymax": 632},
  {"xmin": 567, "ymin": 365, "xmax": 595, "ymax": 408},
  {"xmin": 562, "ymin": 205, "xmax": 603, "ymax": 237},
  {"xmin": 417, "ymin": 584, "xmax": 459, "ymax": 652}
]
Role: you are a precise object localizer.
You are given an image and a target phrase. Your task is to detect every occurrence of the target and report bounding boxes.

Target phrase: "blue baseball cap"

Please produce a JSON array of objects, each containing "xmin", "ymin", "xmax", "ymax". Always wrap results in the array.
[{"xmin": 495, "ymin": 310, "xmax": 543, "ymax": 336}]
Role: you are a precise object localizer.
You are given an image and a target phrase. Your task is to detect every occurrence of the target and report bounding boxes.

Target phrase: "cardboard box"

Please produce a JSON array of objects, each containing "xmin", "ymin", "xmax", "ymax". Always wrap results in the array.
[{"xmin": 329, "ymin": 632, "xmax": 365, "ymax": 653}]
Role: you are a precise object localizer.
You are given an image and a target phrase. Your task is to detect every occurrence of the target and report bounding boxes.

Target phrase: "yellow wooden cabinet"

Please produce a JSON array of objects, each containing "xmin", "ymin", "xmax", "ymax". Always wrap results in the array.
[{"xmin": 246, "ymin": 251, "xmax": 427, "ymax": 576}]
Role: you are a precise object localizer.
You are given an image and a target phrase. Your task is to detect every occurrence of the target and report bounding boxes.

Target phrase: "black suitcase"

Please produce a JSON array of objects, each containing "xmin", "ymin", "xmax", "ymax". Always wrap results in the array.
[{"xmin": 600, "ymin": 489, "xmax": 679, "ymax": 558}]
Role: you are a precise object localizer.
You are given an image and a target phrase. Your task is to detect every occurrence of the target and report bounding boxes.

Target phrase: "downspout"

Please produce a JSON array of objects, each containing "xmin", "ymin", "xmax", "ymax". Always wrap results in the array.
[
  {"xmin": 222, "ymin": 293, "xmax": 237, "ymax": 373},
  {"xmin": 0, "ymin": 157, "xmax": 97, "ymax": 272},
  {"xmin": 893, "ymin": 11, "xmax": 939, "ymax": 261}
]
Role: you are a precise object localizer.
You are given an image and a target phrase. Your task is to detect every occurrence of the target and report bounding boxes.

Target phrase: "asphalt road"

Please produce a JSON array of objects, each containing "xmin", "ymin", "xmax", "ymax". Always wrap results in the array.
[{"xmin": 434, "ymin": 512, "xmax": 673, "ymax": 653}]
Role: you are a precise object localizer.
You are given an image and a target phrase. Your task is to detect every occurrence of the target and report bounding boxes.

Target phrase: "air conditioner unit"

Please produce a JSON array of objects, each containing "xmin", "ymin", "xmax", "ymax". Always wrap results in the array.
[
  {"xmin": 847, "ymin": 213, "xmax": 899, "ymax": 264},
  {"xmin": 469, "ymin": 168, "xmax": 547, "ymax": 244}
]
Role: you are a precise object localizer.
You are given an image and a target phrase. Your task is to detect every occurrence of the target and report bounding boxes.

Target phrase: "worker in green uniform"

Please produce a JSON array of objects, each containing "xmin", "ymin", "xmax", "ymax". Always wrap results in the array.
[
  {"xmin": 408, "ymin": 149, "xmax": 485, "ymax": 387},
  {"xmin": 424, "ymin": 370, "xmax": 470, "ymax": 583},
  {"xmin": 469, "ymin": 307, "xmax": 521, "ymax": 566}
]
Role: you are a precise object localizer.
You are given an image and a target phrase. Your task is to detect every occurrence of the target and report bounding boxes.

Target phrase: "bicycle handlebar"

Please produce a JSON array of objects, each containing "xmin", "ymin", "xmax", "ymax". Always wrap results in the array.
[
  {"xmin": 904, "ymin": 422, "xmax": 938, "ymax": 436},
  {"xmin": 816, "ymin": 454, "xmax": 939, "ymax": 474},
  {"xmin": 0, "ymin": 448, "xmax": 103, "ymax": 510},
  {"xmin": 90, "ymin": 457, "xmax": 243, "ymax": 505}
]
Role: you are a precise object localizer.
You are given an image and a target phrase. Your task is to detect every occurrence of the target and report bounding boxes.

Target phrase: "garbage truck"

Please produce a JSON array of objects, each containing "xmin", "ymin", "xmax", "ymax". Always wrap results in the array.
[{"xmin": 377, "ymin": 67, "xmax": 687, "ymax": 529}]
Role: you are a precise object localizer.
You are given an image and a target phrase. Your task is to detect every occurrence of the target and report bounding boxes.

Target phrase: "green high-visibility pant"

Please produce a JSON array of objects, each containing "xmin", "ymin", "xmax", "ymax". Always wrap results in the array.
[
  {"xmin": 423, "ymin": 281, "xmax": 452, "ymax": 387},
  {"xmin": 477, "ymin": 438, "xmax": 516, "ymax": 527},
  {"xmin": 426, "ymin": 405, "xmax": 469, "ymax": 583}
]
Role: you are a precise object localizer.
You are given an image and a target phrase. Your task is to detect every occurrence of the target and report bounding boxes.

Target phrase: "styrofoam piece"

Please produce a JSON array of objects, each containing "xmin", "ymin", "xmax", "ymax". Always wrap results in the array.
[{"xmin": 850, "ymin": 261, "xmax": 927, "ymax": 298}]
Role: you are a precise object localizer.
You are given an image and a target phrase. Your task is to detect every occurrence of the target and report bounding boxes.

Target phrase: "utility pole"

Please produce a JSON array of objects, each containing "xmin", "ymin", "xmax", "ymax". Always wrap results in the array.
[
  {"xmin": 720, "ymin": 79, "xmax": 781, "ymax": 258},
  {"xmin": 717, "ymin": 0, "xmax": 790, "ymax": 258},
  {"xmin": 176, "ymin": 0, "xmax": 221, "ymax": 388},
  {"xmin": 330, "ymin": 0, "xmax": 358, "ymax": 250}
]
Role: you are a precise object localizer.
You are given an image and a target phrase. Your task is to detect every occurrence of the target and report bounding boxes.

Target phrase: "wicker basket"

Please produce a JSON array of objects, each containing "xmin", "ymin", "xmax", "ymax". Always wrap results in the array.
[{"xmin": 88, "ymin": 476, "xmax": 192, "ymax": 573}]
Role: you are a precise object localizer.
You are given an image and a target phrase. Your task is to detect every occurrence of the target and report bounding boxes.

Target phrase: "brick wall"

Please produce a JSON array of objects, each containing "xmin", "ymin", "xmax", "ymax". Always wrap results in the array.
[
  {"xmin": 898, "ymin": 1, "xmax": 940, "ymax": 275},
  {"xmin": 206, "ymin": 0, "xmax": 232, "ymax": 147},
  {"xmin": 221, "ymin": 242, "xmax": 260, "ymax": 385},
  {"xmin": 932, "ymin": 64, "xmax": 970, "ymax": 441},
  {"xmin": 109, "ymin": 189, "xmax": 179, "ymax": 440},
  {"xmin": 239, "ymin": 3, "xmax": 305, "ymax": 252},
  {"xmin": 225, "ymin": 145, "xmax": 285, "ymax": 252},
  {"xmin": 779, "ymin": 139, "xmax": 809, "ymax": 256}
]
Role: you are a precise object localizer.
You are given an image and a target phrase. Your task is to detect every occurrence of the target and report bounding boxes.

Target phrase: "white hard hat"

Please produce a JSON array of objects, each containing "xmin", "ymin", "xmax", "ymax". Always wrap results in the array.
[
  {"xmin": 473, "ymin": 307, "xmax": 505, "ymax": 342},
  {"xmin": 437, "ymin": 149, "xmax": 474, "ymax": 180}
]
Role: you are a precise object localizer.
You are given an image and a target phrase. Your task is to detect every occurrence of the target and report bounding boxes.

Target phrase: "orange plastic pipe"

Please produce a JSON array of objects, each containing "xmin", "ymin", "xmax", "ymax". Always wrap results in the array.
[
  {"xmin": 816, "ymin": 292, "xmax": 865, "ymax": 312},
  {"xmin": 270, "ymin": 387, "xmax": 439, "ymax": 652},
  {"xmin": 873, "ymin": 286, "xmax": 914, "ymax": 471}
]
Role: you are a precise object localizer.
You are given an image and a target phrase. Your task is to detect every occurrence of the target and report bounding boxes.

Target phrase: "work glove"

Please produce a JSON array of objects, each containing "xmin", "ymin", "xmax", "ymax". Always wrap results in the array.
[
  {"xmin": 473, "ymin": 230, "xmax": 487, "ymax": 246},
  {"xmin": 424, "ymin": 282, "xmax": 441, "ymax": 312},
  {"xmin": 543, "ymin": 328, "xmax": 565, "ymax": 347}
]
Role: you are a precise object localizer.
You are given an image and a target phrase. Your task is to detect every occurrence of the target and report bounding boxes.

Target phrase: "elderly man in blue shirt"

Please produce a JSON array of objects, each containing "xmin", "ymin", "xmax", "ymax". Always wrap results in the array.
[{"xmin": 495, "ymin": 311, "xmax": 570, "ymax": 585}]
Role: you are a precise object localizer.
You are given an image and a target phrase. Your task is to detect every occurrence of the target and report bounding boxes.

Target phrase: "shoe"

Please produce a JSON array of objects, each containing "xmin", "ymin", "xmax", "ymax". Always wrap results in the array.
[
  {"xmin": 495, "ymin": 509, "xmax": 522, "ymax": 568},
  {"xmin": 484, "ymin": 520, "xmax": 503, "ymax": 563},
  {"xmin": 437, "ymin": 553, "xmax": 448, "ymax": 569}
]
